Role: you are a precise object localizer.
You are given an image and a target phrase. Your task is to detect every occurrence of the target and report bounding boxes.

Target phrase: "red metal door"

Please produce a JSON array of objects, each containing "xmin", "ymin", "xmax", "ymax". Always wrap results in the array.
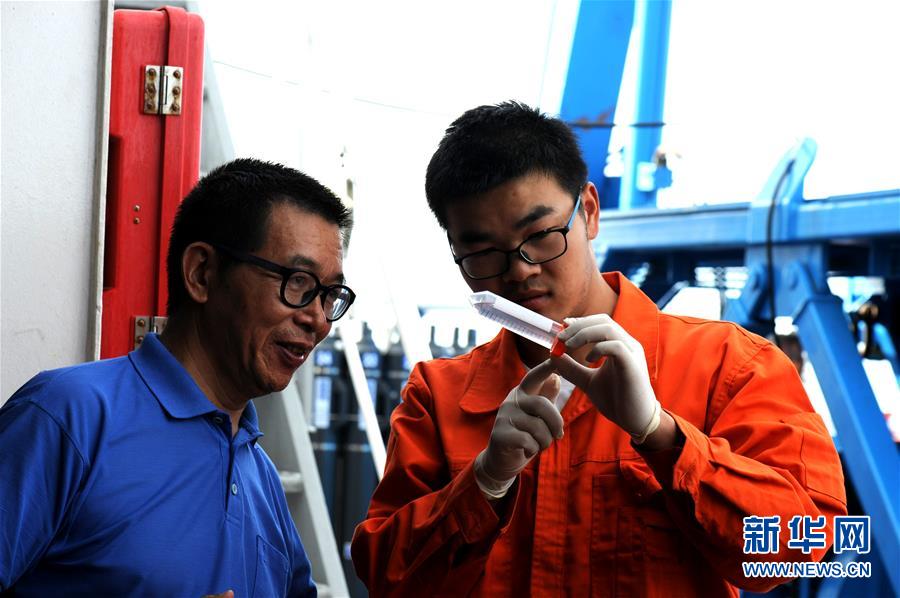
[{"xmin": 102, "ymin": 6, "xmax": 204, "ymax": 358}]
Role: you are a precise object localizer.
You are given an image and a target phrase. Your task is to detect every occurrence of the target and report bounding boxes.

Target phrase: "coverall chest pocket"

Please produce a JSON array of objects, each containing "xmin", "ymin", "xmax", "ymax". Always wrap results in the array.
[
  {"xmin": 252, "ymin": 535, "xmax": 289, "ymax": 598},
  {"xmin": 590, "ymin": 471, "xmax": 696, "ymax": 597}
]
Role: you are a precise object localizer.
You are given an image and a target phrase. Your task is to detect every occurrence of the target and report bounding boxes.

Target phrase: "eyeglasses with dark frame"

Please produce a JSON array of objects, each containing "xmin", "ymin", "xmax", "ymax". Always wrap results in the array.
[
  {"xmin": 210, "ymin": 243, "xmax": 356, "ymax": 322},
  {"xmin": 449, "ymin": 193, "xmax": 583, "ymax": 280}
]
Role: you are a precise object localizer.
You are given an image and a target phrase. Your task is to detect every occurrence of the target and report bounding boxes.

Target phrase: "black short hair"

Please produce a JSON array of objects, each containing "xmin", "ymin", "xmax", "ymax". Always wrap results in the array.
[
  {"xmin": 425, "ymin": 100, "xmax": 587, "ymax": 229},
  {"xmin": 165, "ymin": 158, "xmax": 352, "ymax": 316}
]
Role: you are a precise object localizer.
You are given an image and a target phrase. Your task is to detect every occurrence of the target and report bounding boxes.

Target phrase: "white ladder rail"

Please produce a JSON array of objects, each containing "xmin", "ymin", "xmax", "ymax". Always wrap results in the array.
[{"xmin": 256, "ymin": 377, "xmax": 350, "ymax": 597}]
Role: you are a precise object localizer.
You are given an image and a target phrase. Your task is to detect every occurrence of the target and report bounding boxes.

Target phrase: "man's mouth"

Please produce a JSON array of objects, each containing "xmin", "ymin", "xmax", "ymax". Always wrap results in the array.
[
  {"xmin": 510, "ymin": 292, "xmax": 551, "ymax": 311},
  {"xmin": 275, "ymin": 340, "xmax": 312, "ymax": 368}
]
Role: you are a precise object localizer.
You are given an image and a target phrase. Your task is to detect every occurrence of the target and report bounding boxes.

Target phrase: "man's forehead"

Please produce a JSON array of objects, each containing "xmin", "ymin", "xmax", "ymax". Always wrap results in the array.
[
  {"xmin": 287, "ymin": 234, "xmax": 342, "ymax": 261},
  {"xmin": 262, "ymin": 207, "xmax": 344, "ymax": 276},
  {"xmin": 266, "ymin": 205, "xmax": 341, "ymax": 240}
]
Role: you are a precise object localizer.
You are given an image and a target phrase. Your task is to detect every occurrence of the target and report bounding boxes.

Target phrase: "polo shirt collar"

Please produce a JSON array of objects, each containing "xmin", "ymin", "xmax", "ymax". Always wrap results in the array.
[
  {"xmin": 459, "ymin": 272, "xmax": 660, "ymax": 414},
  {"xmin": 129, "ymin": 333, "xmax": 223, "ymax": 420},
  {"xmin": 240, "ymin": 401, "xmax": 264, "ymax": 442}
]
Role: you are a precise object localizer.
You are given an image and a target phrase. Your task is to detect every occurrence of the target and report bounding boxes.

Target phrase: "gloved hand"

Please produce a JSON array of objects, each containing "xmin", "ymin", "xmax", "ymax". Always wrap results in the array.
[
  {"xmin": 550, "ymin": 313, "xmax": 660, "ymax": 442},
  {"xmin": 475, "ymin": 359, "xmax": 564, "ymax": 492}
]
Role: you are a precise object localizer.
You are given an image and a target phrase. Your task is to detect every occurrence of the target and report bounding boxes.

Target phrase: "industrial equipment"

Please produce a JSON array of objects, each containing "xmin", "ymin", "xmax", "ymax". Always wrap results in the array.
[{"xmin": 559, "ymin": 2, "xmax": 899, "ymax": 594}]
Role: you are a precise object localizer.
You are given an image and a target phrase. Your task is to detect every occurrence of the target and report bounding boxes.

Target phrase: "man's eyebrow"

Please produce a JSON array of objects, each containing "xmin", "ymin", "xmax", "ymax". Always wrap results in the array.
[
  {"xmin": 455, "ymin": 204, "xmax": 558, "ymax": 245},
  {"xmin": 288, "ymin": 255, "xmax": 345, "ymax": 284},
  {"xmin": 513, "ymin": 205, "xmax": 555, "ymax": 230},
  {"xmin": 457, "ymin": 230, "xmax": 492, "ymax": 244},
  {"xmin": 289, "ymin": 255, "xmax": 318, "ymax": 269}
]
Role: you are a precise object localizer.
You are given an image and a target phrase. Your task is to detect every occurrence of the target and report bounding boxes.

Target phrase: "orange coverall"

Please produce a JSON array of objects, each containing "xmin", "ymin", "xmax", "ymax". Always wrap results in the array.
[{"xmin": 352, "ymin": 273, "xmax": 847, "ymax": 596}]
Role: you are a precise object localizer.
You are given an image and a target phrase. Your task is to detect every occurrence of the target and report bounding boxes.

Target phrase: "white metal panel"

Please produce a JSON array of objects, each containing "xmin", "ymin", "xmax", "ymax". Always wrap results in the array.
[{"xmin": 1, "ymin": 1, "xmax": 113, "ymax": 401}]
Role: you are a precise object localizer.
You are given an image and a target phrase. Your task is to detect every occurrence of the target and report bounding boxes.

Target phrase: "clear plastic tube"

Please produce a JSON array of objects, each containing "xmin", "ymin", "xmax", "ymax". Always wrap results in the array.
[{"xmin": 469, "ymin": 291, "xmax": 565, "ymax": 349}]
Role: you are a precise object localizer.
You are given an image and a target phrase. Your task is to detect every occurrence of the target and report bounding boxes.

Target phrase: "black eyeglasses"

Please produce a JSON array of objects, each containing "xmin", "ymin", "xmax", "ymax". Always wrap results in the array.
[
  {"xmin": 211, "ymin": 244, "xmax": 356, "ymax": 322},
  {"xmin": 449, "ymin": 193, "xmax": 583, "ymax": 280}
]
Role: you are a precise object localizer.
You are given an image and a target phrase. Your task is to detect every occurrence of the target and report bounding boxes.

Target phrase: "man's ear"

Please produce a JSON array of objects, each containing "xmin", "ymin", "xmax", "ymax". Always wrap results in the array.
[
  {"xmin": 181, "ymin": 242, "xmax": 217, "ymax": 305},
  {"xmin": 582, "ymin": 182, "xmax": 601, "ymax": 240}
]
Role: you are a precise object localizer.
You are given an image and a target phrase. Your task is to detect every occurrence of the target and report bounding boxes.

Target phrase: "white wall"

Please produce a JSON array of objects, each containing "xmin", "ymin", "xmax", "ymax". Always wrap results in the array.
[{"xmin": 1, "ymin": 1, "xmax": 112, "ymax": 402}]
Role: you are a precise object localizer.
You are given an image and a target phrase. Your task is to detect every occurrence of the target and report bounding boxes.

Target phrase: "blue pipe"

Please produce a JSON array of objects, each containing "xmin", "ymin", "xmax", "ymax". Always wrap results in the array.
[{"xmin": 619, "ymin": 0, "xmax": 672, "ymax": 210}]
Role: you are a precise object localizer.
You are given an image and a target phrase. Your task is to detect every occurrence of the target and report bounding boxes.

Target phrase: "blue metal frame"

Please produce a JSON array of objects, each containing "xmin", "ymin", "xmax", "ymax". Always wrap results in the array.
[
  {"xmin": 873, "ymin": 323, "xmax": 899, "ymax": 379},
  {"xmin": 593, "ymin": 190, "xmax": 900, "ymax": 252},
  {"xmin": 563, "ymin": 0, "xmax": 900, "ymax": 592},
  {"xmin": 619, "ymin": 0, "xmax": 671, "ymax": 210},
  {"xmin": 559, "ymin": 0, "xmax": 633, "ymax": 210}
]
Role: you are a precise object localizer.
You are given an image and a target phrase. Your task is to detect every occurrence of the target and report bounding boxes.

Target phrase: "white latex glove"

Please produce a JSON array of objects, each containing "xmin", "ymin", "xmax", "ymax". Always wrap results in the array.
[
  {"xmin": 475, "ymin": 360, "xmax": 564, "ymax": 491},
  {"xmin": 551, "ymin": 313, "xmax": 660, "ymax": 440}
]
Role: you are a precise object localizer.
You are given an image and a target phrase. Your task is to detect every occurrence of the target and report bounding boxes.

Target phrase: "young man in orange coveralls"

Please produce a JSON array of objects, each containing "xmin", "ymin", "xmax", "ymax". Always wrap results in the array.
[{"xmin": 351, "ymin": 102, "xmax": 847, "ymax": 596}]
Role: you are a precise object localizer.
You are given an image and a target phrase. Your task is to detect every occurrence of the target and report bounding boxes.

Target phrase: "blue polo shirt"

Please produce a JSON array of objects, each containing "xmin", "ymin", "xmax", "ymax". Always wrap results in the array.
[{"xmin": 0, "ymin": 334, "xmax": 316, "ymax": 597}]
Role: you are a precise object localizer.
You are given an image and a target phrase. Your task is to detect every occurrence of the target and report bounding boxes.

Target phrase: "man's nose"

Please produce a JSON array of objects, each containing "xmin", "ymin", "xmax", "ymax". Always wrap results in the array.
[
  {"xmin": 501, "ymin": 253, "xmax": 541, "ymax": 283},
  {"xmin": 292, "ymin": 295, "xmax": 330, "ymax": 337}
]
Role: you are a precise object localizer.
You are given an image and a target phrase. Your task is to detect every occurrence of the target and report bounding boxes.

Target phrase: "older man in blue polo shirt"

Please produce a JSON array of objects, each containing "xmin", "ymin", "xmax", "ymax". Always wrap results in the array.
[{"xmin": 0, "ymin": 159, "xmax": 355, "ymax": 596}]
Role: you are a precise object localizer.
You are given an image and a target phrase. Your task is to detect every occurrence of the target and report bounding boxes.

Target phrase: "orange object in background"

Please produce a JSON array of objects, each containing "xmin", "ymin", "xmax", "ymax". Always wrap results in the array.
[{"xmin": 101, "ymin": 6, "xmax": 204, "ymax": 358}]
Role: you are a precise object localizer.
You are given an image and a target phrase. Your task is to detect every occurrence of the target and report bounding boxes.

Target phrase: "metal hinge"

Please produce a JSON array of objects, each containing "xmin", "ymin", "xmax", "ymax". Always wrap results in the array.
[
  {"xmin": 134, "ymin": 316, "xmax": 169, "ymax": 349},
  {"xmin": 143, "ymin": 65, "xmax": 184, "ymax": 115}
]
